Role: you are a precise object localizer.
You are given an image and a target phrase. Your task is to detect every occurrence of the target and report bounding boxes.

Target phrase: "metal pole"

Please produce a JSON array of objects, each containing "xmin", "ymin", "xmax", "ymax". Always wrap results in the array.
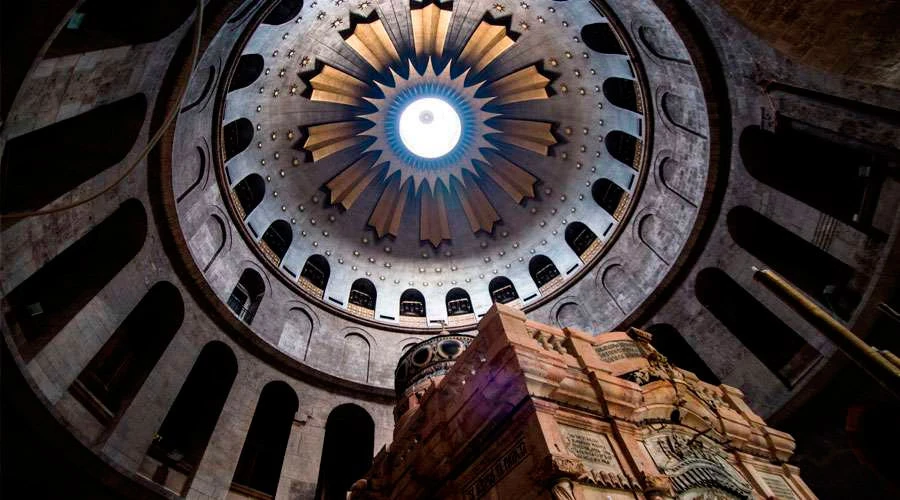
[{"xmin": 752, "ymin": 267, "xmax": 900, "ymax": 399}]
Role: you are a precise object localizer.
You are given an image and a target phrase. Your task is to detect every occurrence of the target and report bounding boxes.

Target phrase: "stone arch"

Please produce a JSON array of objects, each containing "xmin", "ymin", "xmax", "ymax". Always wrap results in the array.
[
  {"xmin": 228, "ymin": 268, "xmax": 265, "ymax": 325},
  {"xmin": 144, "ymin": 341, "xmax": 238, "ymax": 495},
  {"xmin": 263, "ymin": 0, "xmax": 304, "ymax": 25},
  {"xmin": 603, "ymin": 78, "xmax": 640, "ymax": 114},
  {"xmin": 553, "ymin": 299, "xmax": 594, "ymax": 333},
  {"xmin": 315, "ymin": 403, "xmax": 375, "ymax": 500},
  {"xmin": 189, "ymin": 213, "xmax": 227, "ymax": 272},
  {"xmin": 341, "ymin": 333, "xmax": 371, "ymax": 383},
  {"xmin": 657, "ymin": 155, "xmax": 701, "ymax": 207},
  {"xmin": 638, "ymin": 213, "xmax": 679, "ymax": 264},
  {"xmin": 229, "ymin": 53, "xmax": 265, "ymax": 92},
  {"xmin": 5, "ymin": 199, "xmax": 147, "ymax": 361},
  {"xmin": 581, "ymin": 23, "xmax": 625, "ymax": 55},
  {"xmin": 175, "ymin": 141, "xmax": 210, "ymax": 203},
  {"xmin": 231, "ymin": 381, "xmax": 299, "ymax": 497},
  {"xmin": 278, "ymin": 308, "xmax": 314, "ymax": 361},
  {"xmin": 223, "ymin": 117, "xmax": 254, "ymax": 161},
  {"xmin": 1, "ymin": 94, "xmax": 147, "ymax": 216},
  {"xmin": 661, "ymin": 91, "xmax": 707, "ymax": 138},
  {"xmin": 727, "ymin": 206, "xmax": 858, "ymax": 318},
  {"xmin": 70, "ymin": 281, "xmax": 184, "ymax": 426},
  {"xmin": 695, "ymin": 268, "xmax": 819, "ymax": 386},
  {"xmin": 600, "ymin": 263, "xmax": 640, "ymax": 314}
]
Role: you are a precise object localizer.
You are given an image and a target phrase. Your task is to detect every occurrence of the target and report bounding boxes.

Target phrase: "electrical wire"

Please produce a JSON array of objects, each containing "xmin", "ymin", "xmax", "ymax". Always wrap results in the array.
[{"xmin": 0, "ymin": 0, "xmax": 205, "ymax": 220}]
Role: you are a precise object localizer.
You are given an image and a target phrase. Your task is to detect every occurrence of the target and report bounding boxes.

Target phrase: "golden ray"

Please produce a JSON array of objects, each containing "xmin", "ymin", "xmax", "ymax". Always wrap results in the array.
[
  {"xmin": 326, "ymin": 156, "xmax": 384, "ymax": 209},
  {"xmin": 344, "ymin": 17, "xmax": 401, "ymax": 72},
  {"xmin": 308, "ymin": 65, "xmax": 369, "ymax": 106},
  {"xmin": 369, "ymin": 175, "xmax": 412, "ymax": 237},
  {"xmin": 483, "ymin": 65, "xmax": 550, "ymax": 105},
  {"xmin": 479, "ymin": 150, "xmax": 537, "ymax": 203},
  {"xmin": 303, "ymin": 121, "xmax": 370, "ymax": 161},
  {"xmin": 419, "ymin": 182, "xmax": 451, "ymax": 247},
  {"xmin": 452, "ymin": 175, "xmax": 499, "ymax": 233},
  {"xmin": 411, "ymin": 3, "xmax": 452, "ymax": 57},
  {"xmin": 458, "ymin": 20, "xmax": 515, "ymax": 73},
  {"xmin": 489, "ymin": 119, "xmax": 556, "ymax": 155}
]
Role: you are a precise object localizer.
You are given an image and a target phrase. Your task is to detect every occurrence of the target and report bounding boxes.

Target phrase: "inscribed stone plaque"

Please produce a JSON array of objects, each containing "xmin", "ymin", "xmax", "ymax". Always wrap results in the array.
[
  {"xmin": 759, "ymin": 472, "xmax": 797, "ymax": 500},
  {"xmin": 560, "ymin": 425, "xmax": 622, "ymax": 473},
  {"xmin": 467, "ymin": 437, "xmax": 528, "ymax": 499},
  {"xmin": 594, "ymin": 340, "xmax": 641, "ymax": 362}
]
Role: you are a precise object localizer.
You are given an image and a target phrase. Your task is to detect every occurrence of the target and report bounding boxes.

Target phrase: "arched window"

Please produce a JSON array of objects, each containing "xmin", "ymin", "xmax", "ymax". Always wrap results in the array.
[
  {"xmin": 602, "ymin": 78, "xmax": 639, "ymax": 113},
  {"xmin": 229, "ymin": 54, "xmax": 265, "ymax": 92},
  {"xmin": 529, "ymin": 255, "xmax": 561, "ymax": 291},
  {"xmin": 399, "ymin": 289, "xmax": 426, "ymax": 317},
  {"xmin": 233, "ymin": 173, "xmax": 265, "ymax": 219},
  {"xmin": 592, "ymin": 179, "xmax": 627, "ymax": 220},
  {"xmin": 645, "ymin": 324, "xmax": 720, "ymax": 385},
  {"xmin": 263, "ymin": 0, "xmax": 304, "ymax": 25},
  {"xmin": 231, "ymin": 381, "xmax": 299, "ymax": 498},
  {"xmin": 446, "ymin": 288, "xmax": 474, "ymax": 316},
  {"xmin": 228, "ymin": 269, "xmax": 264, "ymax": 324},
  {"xmin": 4, "ymin": 199, "xmax": 147, "ymax": 361},
  {"xmin": 144, "ymin": 342, "xmax": 238, "ymax": 494},
  {"xmin": 70, "ymin": 282, "xmax": 184, "ymax": 425},
  {"xmin": 46, "ymin": 0, "xmax": 198, "ymax": 58},
  {"xmin": 223, "ymin": 118, "xmax": 254, "ymax": 161},
  {"xmin": 604, "ymin": 130, "xmax": 639, "ymax": 168},
  {"xmin": 348, "ymin": 279, "xmax": 376, "ymax": 318},
  {"xmin": 299, "ymin": 254, "xmax": 330, "ymax": 298},
  {"xmin": 564, "ymin": 222, "xmax": 599, "ymax": 262},
  {"xmin": 695, "ymin": 268, "xmax": 819, "ymax": 386},
  {"xmin": 1, "ymin": 94, "xmax": 146, "ymax": 216},
  {"xmin": 581, "ymin": 23, "xmax": 625, "ymax": 55},
  {"xmin": 489, "ymin": 277, "xmax": 519, "ymax": 305},
  {"xmin": 260, "ymin": 220, "xmax": 292, "ymax": 265},
  {"xmin": 727, "ymin": 206, "xmax": 858, "ymax": 318},
  {"xmin": 739, "ymin": 125, "xmax": 885, "ymax": 234},
  {"xmin": 315, "ymin": 404, "xmax": 375, "ymax": 500}
]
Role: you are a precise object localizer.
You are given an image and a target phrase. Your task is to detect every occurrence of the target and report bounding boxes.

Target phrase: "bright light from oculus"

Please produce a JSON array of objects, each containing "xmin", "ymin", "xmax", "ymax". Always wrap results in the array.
[{"xmin": 398, "ymin": 97, "xmax": 461, "ymax": 159}]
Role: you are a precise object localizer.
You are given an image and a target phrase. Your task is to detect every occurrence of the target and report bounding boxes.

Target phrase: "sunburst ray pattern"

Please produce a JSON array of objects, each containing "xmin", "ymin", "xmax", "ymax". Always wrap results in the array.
[{"xmin": 299, "ymin": 4, "xmax": 556, "ymax": 247}]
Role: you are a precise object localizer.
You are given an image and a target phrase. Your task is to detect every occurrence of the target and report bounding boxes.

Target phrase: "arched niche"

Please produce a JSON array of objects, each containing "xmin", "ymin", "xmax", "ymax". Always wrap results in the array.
[
  {"xmin": 564, "ymin": 221, "xmax": 599, "ymax": 262},
  {"xmin": 340, "ymin": 333, "xmax": 371, "ymax": 383},
  {"xmin": 299, "ymin": 254, "xmax": 330, "ymax": 298},
  {"xmin": 189, "ymin": 213, "xmax": 227, "ymax": 272},
  {"xmin": 727, "ymin": 206, "xmax": 859, "ymax": 318},
  {"xmin": 645, "ymin": 324, "xmax": 720, "ymax": 385},
  {"xmin": 261, "ymin": 220, "xmax": 292, "ymax": 265},
  {"xmin": 143, "ymin": 341, "xmax": 238, "ymax": 495},
  {"xmin": 263, "ymin": 0, "xmax": 304, "ymax": 25},
  {"xmin": 233, "ymin": 173, "xmax": 265, "ymax": 219},
  {"xmin": 739, "ymin": 125, "xmax": 885, "ymax": 235},
  {"xmin": 223, "ymin": 118, "xmax": 254, "ymax": 161},
  {"xmin": 605, "ymin": 130, "xmax": 640, "ymax": 168},
  {"xmin": 348, "ymin": 279, "xmax": 377, "ymax": 318},
  {"xmin": 70, "ymin": 281, "xmax": 184, "ymax": 426},
  {"xmin": 489, "ymin": 276, "xmax": 519, "ymax": 305},
  {"xmin": 4, "ymin": 199, "xmax": 147, "ymax": 361},
  {"xmin": 603, "ymin": 78, "xmax": 640, "ymax": 114},
  {"xmin": 399, "ymin": 289, "xmax": 426, "ymax": 317},
  {"xmin": 229, "ymin": 54, "xmax": 265, "ymax": 92},
  {"xmin": 228, "ymin": 269, "xmax": 265, "ymax": 324},
  {"xmin": 278, "ymin": 307, "xmax": 314, "ymax": 360},
  {"xmin": 446, "ymin": 288, "xmax": 473, "ymax": 316},
  {"xmin": 1, "ymin": 94, "xmax": 146, "ymax": 216},
  {"xmin": 529, "ymin": 255, "xmax": 561, "ymax": 292},
  {"xmin": 315, "ymin": 404, "xmax": 375, "ymax": 500},
  {"xmin": 231, "ymin": 381, "xmax": 299, "ymax": 497},
  {"xmin": 695, "ymin": 268, "xmax": 819, "ymax": 387},
  {"xmin": 581, "ymin": 23, "xmax": 626, "ymax": 55},
  {"xmin": 591, "ymin": 178, "xmax": 627, "ymax": 220}
]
